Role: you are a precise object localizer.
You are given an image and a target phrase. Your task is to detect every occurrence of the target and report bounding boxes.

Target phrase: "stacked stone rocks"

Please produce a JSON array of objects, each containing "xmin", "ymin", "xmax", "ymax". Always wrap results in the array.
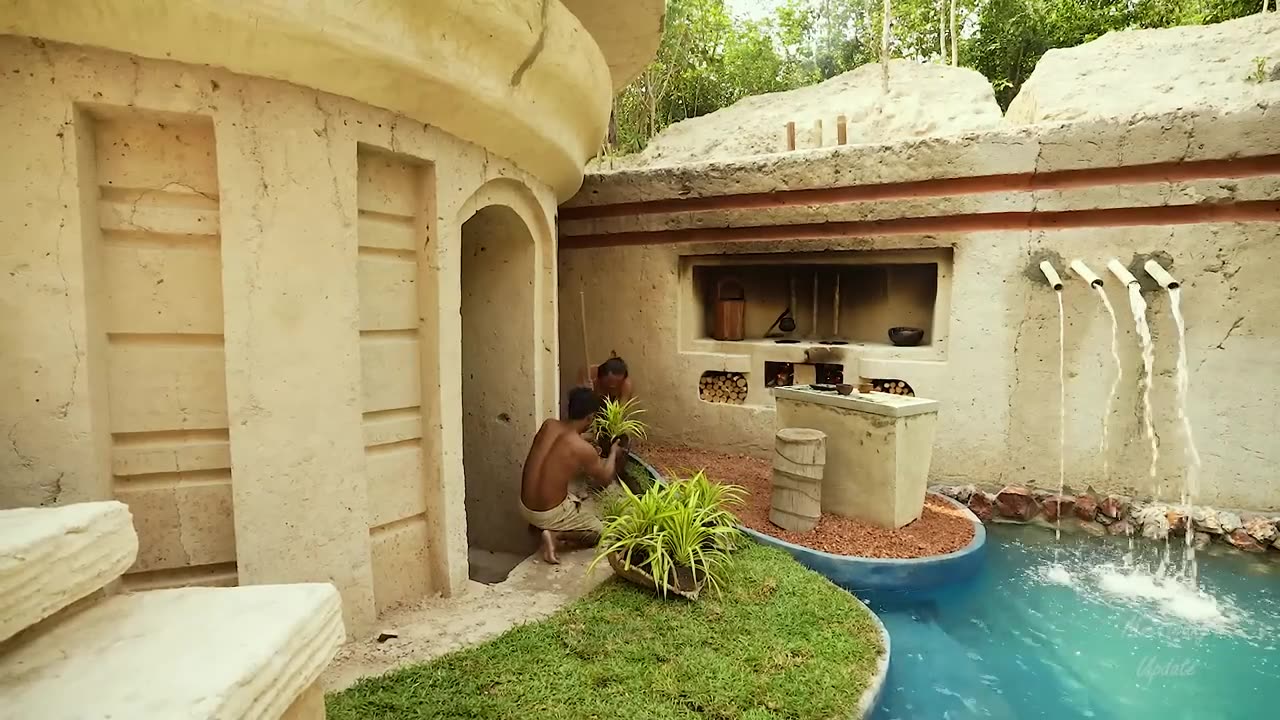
[{"xmin": 934, "ymin": 484, "xmax": 1280, "ymax": 555}]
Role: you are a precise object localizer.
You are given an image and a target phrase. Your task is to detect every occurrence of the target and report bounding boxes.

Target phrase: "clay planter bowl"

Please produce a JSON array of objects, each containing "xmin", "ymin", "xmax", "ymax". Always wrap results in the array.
[
  {"xmin": 836, "ymin": 383, "xmax": 854, "ymax": 395},
  {"xmin": 888, "ymin": 326, "xmax": 925, "ymax": 347},
  {"xmin": 606, "ymin": 553, "xmax": 701, "ymax": 600}
]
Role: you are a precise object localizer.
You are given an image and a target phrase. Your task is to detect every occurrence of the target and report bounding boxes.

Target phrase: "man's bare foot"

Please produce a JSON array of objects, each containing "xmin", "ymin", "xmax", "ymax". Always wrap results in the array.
[{"xmin": 540, "ymin": 530, "xmax": 560, "ymax": 564}]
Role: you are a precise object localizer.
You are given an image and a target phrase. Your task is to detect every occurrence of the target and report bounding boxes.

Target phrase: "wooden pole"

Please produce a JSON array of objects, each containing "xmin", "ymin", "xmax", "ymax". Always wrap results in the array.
[
  {"xmin": 812, "ymin": 118, "xmax": 823, "ymax": 149},
  {"xmin": 811, "ymin": 272, "xmax": 819, "ymax": 338},
  {"xmin": 833, "ymin": 272, "xmax": 841, "ymax": 337},
  {"xmin": 785, "ymin": 121, "xmax": 796, "ymax": 152},
  {"xmin": 579, "ymin": 290, "xmax": 591, "ymax": 388},
  {"xmin": 836, "ymin": 114, "xmax": 847, "ymax": 145}
]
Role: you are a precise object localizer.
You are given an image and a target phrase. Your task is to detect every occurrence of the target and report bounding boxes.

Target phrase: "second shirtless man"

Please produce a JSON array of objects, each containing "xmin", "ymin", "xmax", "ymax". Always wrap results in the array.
[{"xmin": 520, "ymin": 387, "xmax": 623, "ymax": 564}]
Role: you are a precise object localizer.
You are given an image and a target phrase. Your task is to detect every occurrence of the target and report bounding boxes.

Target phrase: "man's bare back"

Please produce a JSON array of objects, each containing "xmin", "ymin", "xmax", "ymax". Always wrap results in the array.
[
  {"xmin": 520, "ymin": 389, "xmax": 622, "ymax": 564},
  {"xmin": 521, "ymin": 419, "xmax": 617, "ymax": 511}
]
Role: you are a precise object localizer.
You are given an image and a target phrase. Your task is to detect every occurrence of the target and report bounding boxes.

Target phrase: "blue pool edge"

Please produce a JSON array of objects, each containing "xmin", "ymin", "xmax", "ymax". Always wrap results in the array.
[
  {"xmin": 855, "ymin": 601, "xmax": 892, "ymax": 719},
  {"xmin": 737, "ymin": 495, "xmax": 987, "ymax": 593}
]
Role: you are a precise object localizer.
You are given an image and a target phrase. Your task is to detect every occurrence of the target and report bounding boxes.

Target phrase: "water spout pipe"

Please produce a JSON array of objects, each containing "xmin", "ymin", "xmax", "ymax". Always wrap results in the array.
[
  {"xmin": 1038, "ymin": 261, "xmax": 1064, "ymax": 290},
  {"xmin": 1143, "ymin": 259, "xmax": 1180, "ymax": 290},
  {"xmin": 1107, "ymin": 259, "xmax": 1140, "ymax": 287},
  {"xmin": 1068, "ymin": 260, "xmax": 1103, "ymax": 288}
]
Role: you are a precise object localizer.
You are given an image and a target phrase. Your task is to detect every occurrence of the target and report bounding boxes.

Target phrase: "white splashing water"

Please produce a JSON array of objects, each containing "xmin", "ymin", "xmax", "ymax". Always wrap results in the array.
[
  {"xmin": 1095, "ymin": 565, "xmax": 1231, "ymax": 628},
  {"xmin": 1054, "ymin": 289, "xmax": 1066, "ymax": 543},
  {"xmin": 1095, "ymin": 286, "xmax": 1122, "ymax": 482},
  {"xmin": 1169, "ymin": 287, "xmax": 1202, "ymax": 582},
  {"xmin": 1127, "ymin": 284, "xmax": 1160, "ymax": 492}
]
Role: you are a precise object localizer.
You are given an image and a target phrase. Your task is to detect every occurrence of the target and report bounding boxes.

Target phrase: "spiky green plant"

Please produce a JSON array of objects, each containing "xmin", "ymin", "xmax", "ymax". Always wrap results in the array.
[
  {"xmin": 590, "ymin": 397, "xmax": 648, "ymax": 442},
  {"xmin": 590, "ymin": 470, "xmax": 744, "ymax": 598}
]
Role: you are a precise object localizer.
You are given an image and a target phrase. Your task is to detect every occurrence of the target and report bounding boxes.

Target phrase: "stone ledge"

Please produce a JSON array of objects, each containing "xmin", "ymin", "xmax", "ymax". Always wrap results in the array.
[
  {"xmin": 774, "ymin": 385, "xmax": 939, "ymax": 418},
  {"xmin": 0, "ymin": 501, "xmax": 138, "ymax": 643},
  {"xmin": 0, "ymin": 583, "xmax": 345, "ymax": 720}
]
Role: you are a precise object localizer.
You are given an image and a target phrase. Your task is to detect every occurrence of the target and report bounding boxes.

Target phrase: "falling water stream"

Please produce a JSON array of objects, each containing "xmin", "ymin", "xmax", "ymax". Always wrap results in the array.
[
  {"xmin": 1044, "ymin": 287, "xmax": 1070, "ymax": 584},
  {"xmin": 1127, "ymin": 284, "xmax": 1160, "ymax": 492},
  {"xmin": 1095, "ymin": 286, "xmax": 1122, "ymax": 482},
  {"xmin": 1054, "ymin": 289, "xmax": 1066, "ymax": 543},
  {"xmin": 1169, "ymin": 287, "xmax": 1202, "ymax": 582}
]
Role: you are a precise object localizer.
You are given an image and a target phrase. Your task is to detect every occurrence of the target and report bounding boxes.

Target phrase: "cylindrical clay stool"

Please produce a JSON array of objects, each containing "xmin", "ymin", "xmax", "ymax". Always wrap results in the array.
[{"xmin": 770, "ymin": 428, "xmax": 826, "ymax": 533}]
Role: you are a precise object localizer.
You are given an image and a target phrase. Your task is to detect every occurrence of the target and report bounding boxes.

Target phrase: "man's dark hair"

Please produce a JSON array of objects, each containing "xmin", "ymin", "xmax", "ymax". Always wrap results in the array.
[
  {"xmin": 597, "ymin": 357, "xmax": 628, "ymax": 379},
  {"xmin": 566, "ymin": 387, "xmax": 600, "ymax": 421}
]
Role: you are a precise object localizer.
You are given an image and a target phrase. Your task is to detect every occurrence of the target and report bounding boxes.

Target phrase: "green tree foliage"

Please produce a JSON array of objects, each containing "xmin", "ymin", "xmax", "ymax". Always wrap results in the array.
[{"xmin": 610, "ymin": 0, "xmax": 1263, "ymax": 154}]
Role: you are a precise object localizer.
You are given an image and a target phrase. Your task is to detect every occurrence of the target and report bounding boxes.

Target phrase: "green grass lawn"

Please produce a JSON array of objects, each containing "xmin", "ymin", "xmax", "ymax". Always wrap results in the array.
[{"xmin": 327, "ymin": 544, "xmax": 884, "ymax": 720}]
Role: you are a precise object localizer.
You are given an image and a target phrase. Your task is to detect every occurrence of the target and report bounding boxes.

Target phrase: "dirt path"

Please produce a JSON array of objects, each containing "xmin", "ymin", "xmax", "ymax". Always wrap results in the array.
[{"xmin": 322, "ymin": 548, "xmax": 609, "ymax": 691}]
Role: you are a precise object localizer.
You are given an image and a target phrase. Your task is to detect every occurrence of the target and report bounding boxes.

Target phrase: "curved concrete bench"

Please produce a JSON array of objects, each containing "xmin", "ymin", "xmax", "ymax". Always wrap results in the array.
[
  {"xmin": 0, "ymin": 502, "xmax": 137, "ymax": 643},
  {"xmin": 0, "ymin": 583, "xmax": 344, "ymax": 720},
  {"xmin": 738, "ymin": 495, "xmax": 986, "ymax": 594},
  {"xmin": 0, "ymin": 501, "xmax": 345, "ymax": 720}
]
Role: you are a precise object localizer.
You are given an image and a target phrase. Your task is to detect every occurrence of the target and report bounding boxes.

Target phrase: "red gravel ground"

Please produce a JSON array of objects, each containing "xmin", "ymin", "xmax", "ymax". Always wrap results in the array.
[{"xmin": 639, "ymin": 443, "xmax": 975, "ymax": 559}]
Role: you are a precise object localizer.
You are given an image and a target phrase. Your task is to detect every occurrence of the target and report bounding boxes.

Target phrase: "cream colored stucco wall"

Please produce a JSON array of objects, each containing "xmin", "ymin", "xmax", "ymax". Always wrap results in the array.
[
  {"xmin": 0, "ymin": 37, "xmax": 561, "ymax": 635},
  {"xmin": 558, "ymin": 107, "xmax": 1280, "ymax": 512}
]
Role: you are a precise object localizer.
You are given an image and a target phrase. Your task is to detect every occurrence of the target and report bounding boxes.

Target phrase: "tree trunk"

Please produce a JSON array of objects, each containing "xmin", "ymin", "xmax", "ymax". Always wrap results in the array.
[
  {"xmin": 939, "ymin": 0, "xmax": 946, "ymax": 62},
  {"xmin": 881, "ymin": 0, "xmax": 892, "ymax": 92},
  {"xmin": 770, "ymin": 428, "xmax": 826, "ymax": 533},
  {"xmin": 950, "ymin": 0, "xmax": 959, "ymax": 66}
]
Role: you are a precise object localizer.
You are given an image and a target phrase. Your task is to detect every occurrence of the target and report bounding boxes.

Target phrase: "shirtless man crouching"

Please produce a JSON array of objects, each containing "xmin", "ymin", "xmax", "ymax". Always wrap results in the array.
[{"xmin": 520, "ymin": 387, "xmax": 623, "ymax": 564}]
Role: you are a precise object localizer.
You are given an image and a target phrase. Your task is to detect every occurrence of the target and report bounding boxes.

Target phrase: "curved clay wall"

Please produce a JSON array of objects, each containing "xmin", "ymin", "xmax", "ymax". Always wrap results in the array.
[{"xmin": 0, "ymin": 35, "xmax": 567, "ymax": 635}]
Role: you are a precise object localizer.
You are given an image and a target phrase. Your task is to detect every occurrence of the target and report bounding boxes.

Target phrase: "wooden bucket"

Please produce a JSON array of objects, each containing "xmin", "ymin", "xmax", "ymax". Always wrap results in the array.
[
  {"xmin": 712, "ymin": 279, "xmax": 745, "ymax": 341},
  {"xmin": 769, "ymin": 428, "xmax": 826, "ymax": 533}
]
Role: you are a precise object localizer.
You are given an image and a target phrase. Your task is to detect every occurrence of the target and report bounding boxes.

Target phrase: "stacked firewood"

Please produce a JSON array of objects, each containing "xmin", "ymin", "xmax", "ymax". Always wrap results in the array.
[
  {"xmin": 872, "ymin": 379, "xmax": 915, "ymax": 397},
  {"xmin": 699, "ymin": 372, "xmax": 748, "ymax": 404}
]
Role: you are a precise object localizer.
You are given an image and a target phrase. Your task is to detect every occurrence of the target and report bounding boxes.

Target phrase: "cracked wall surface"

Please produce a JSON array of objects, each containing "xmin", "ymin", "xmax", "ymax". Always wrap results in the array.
[
  {"xmin": 0, "ymin": 37, "xmax": 561, "ymax": 636},
  {"xmin": 558, "ymin": 106, "xmax": 1280, "ymax": 512}
]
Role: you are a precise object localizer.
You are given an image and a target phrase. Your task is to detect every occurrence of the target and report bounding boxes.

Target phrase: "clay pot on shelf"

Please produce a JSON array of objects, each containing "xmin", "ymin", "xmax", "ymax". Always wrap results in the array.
[
  {"xmin": 835, "ymin": 384, "xmax": 854, "ymax": 395},
  {"xmin": 888, "ymin": 326, "xmax": 925, "ymax": 347}
]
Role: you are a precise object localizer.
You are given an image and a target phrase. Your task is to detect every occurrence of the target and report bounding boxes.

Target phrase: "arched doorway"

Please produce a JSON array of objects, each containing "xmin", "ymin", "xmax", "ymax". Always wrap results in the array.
[{"xmin": 459, "ymin": 203, "xmax": 539, "ymax": 581}]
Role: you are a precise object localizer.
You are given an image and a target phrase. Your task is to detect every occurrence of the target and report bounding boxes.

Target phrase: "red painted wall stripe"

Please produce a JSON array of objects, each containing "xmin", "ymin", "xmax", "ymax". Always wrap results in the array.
[
  {"xmin": 560, "ymin": 155, "xmax": 1280, "ymax": 222},
  {"xmin": 559, "ymin": 200, "xmax": 1280, "ymax": 250}
]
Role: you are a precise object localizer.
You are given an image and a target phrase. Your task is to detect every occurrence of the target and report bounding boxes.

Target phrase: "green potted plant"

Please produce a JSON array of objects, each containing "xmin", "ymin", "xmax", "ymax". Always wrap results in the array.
[
  {"xmin": 589, "ymin": 470, "xmax": 744, "ymax": 600},
  {"xmin": 591, "ymin": 397, "xmax": 648, "ymax": 456},
  {"xmin": 591, "ymin": 397, "xmax": 648, "ymax": 490}
]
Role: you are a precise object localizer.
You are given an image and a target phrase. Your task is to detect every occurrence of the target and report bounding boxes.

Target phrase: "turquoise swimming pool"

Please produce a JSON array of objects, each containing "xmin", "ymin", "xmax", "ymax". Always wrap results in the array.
[{"xmin": 864, "ymin": 524, "xmax": 1280, "ymax": 719}]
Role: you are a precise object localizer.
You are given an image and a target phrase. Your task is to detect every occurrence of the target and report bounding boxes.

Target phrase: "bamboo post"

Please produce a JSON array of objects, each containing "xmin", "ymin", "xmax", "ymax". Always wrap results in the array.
[
  {"xmin": 785, "ymin": 121, "xmax": 796, "ymax": 152},
  {"xmin": 770, "ymin": 428, "xmax": 826, "ymax": 532},
  {"xmin": 836, "ymin": 115, "xmax": 847, "ymax": 145}
]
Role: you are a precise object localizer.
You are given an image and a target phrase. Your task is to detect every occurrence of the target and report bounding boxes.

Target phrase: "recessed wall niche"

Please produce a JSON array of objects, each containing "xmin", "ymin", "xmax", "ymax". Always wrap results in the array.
[
  {"xmin": 686, "ymin": 249, "xmax": 950, "ymax": 348},
  {"xmin": 698, "ymin": 371, "xmax": 747, "ymax": 404}
]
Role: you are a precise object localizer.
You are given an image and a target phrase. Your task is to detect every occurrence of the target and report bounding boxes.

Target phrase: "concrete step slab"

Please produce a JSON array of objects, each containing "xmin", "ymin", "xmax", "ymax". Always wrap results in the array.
[
  {"xmin": 0, "ymin": 501, "xmax": 138, "ymax": 643},
  {"xmin": 0, "ymin": 583, "xmax": 344, "ymax": 720}
]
